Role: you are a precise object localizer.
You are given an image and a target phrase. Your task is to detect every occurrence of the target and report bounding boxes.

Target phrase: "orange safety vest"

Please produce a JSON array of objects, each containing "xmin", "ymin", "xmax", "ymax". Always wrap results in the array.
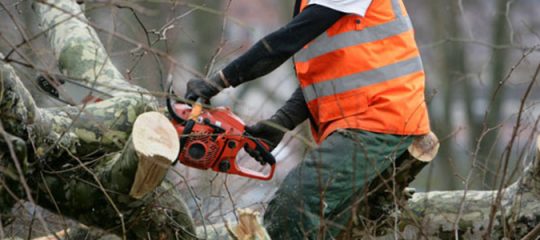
[{"xmin": 294, "ymin": 0, "xmax": 430, "ymax": 143}]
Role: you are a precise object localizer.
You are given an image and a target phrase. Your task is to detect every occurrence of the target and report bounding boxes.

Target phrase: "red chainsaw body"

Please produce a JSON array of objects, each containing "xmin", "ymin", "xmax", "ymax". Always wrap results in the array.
[{"xmin": 171, "ymin": 104, "xmax": 276, "ymax": 181}]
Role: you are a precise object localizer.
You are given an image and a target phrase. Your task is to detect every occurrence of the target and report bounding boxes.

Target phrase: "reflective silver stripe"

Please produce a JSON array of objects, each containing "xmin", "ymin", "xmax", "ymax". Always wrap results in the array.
[
  {"xmin": 391, "ymin": 0, "xmax": 403, "ymax": 17},
  {"xmin": 294, "ymin": 0, "xmax": 412, "ymax": 63},
  {"xmin": 294, "ymin": 17, "xmax": 412, "ymax": 62},
  {"xmin": 302, "ymin": 56, "xmax": 423, "ymax": 102}
]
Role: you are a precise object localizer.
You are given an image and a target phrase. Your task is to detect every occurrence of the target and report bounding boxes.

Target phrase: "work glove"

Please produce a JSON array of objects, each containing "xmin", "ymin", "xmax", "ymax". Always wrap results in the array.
[
  {"xmin": 244, "ymin": 87, "xmax": 310, "ymax": 162},
  {"xmin": 245, "ymin": 117, "xmax": 287, "ymax": 152},
  {"xmin": 184, "ymin": 71, "xmax": 229, "ymax": 103},
  {"xmin": 245, "ymin": 117, "xmax": 287, "ymax": 165}
]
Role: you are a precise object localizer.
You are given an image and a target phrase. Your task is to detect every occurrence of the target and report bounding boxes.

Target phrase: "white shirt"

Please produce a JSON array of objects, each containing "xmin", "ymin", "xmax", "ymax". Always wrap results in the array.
[{"xmin": 307, "ymin": 0, "xmax": 373, "ymax": 16}]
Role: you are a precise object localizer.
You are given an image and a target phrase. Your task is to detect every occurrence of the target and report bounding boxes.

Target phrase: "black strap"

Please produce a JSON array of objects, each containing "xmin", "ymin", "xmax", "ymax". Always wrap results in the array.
[
  {"xmin": 166, "ymin": 83, "xmax": 187, "ymax": 124},
  {"xmin": 293, "ymin": 0, "xmax": 302, "ymax": 17}
]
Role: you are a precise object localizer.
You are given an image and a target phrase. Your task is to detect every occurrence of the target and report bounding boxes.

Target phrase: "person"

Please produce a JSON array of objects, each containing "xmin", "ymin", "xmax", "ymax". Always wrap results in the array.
[{"xmin": 184, "ymin": 0, "xmax": 430, "ymax": 238}]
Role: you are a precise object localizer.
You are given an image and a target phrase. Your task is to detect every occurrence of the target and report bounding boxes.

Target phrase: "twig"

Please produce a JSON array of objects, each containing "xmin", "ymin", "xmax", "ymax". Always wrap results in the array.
[
  {"xmin": 521, "ymin": 222, "xmax": 540, "ymax": 240},
  {"xmin": 223, "ymin": 176, "xmax": 239, "ymax": 223},
  {"xmin": 464, "ymin": 46, "xmax": 537, "ymax": 188},
  {"xmin": 0, "ymin": 1, "xmax": 44, "ymax": 68},
  {"xmin": 484, "ymin": 62, "xmax": 540, "ymax": 238},
  {"xmin": 62, "ymin": 146, "xmax": 127, "ymax": 240},
  {"xmin": 0, "ymin": 121, "xmax": 58, "ymax": 239},
  {"xmin": 204, "ymin": 0, "xmax": 232, "ymax": 77},
  {"xmin": 170, "ymin": 167, "xmax": 208, "ymax": 239},
  {"xmin": 36, "ymin": 1, "xmax": 205, "ymax": 79},
  {"xmin": 39, "ymin": 172, "xmax": 71, "ymax": 239}
]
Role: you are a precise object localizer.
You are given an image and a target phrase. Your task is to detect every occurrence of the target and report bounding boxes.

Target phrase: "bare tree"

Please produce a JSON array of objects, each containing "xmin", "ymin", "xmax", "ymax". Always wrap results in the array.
[{"xmin": 0, "ymin": 0, "xmax": 539, "ymax": 240}]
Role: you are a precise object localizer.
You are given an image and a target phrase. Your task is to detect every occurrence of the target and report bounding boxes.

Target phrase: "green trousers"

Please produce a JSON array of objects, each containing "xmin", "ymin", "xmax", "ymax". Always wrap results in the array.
[{"xmin": 264, "ymin": 129, "xmax": 412, "ymax": 239}]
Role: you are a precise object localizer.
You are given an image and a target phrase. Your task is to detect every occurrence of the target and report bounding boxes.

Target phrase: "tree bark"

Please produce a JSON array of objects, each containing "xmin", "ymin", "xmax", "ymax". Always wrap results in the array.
[
  {"xmin": 0, "ymin": 0, "xmax": 196, "ymax": 239},
  {"xmin": 377, "ymin": 137, "xmax": 540, "ymax": 239},
  {"xmin": 2, "ymin": 0, "xmax": 539, "ymax": 239}
]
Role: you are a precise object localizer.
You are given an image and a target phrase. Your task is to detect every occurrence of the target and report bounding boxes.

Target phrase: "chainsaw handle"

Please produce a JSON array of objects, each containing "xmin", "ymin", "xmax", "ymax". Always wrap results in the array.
[
  {"xmin": 244, "ymin": 133, "xmax": 276, "ymax": 165},
  {"xmin": 252, "ymin": 138, "xmax": 276, "ymax": 165},
  {"xmin": 235, "ymin": 162, "xmax": 276, "ymax": 181},
  {"xmin": 222, "ymin": 136, "xmax": 276, "ymax": 181}
]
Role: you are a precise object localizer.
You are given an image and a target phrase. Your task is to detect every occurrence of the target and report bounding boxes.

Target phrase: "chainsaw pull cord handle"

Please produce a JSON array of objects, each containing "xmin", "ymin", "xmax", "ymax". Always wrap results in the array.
[
  {"xmin": 179, "ymin": 98, "xmax": 205, "ymax": 157},
  {"xmin": 189, "ymin": 100, "xmax": 204, "ymax": 121},
  {"xmin": 244, "ymin": 133, "xmax": 276, "ymax": 165}
]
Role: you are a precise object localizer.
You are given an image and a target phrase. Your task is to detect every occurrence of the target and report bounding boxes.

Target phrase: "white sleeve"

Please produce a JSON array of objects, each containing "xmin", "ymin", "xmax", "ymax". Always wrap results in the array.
[{"xmin": 307, "ymin": 0, "xmax": 373, "ymax": 16}]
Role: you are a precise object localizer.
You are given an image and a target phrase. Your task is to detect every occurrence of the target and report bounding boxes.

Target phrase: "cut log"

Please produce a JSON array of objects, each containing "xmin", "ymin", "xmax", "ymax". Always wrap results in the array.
[
  {"xmin": 408, "ymin": 131, "xmax": 439, "ymax": 162},
  {"xmin": 226, "ymin": 209, "xmax": 270, "ymax": 240},
  {"xmin": 129, "ymin": 112, "xmax": 179, "ymax": 199},
  {"xmin": 195, "ymin": 208, "xmax": 270, "ymax": 240}
]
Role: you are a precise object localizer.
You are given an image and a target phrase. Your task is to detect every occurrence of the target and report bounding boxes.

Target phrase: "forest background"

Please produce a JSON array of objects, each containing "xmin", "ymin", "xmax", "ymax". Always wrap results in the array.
[{"xmin": 0, "ymin": 0, "xmax": 540, "ymax": 237}]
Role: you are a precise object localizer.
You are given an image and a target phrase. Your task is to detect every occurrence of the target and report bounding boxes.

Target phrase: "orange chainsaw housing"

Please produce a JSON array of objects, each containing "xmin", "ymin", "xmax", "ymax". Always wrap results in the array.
[{"xmin": 171, "ymin": 104, "xmax": 276, "ymax": 181}]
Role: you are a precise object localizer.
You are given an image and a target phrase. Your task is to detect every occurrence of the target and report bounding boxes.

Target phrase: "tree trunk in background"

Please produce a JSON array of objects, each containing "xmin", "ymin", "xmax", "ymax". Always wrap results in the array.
[
  {"xmin": 192, "ymin": 1, "xmax": 223, "ymax": 72},
  {"xmin": 427, "ymin": 0, "xmax": 459, "ymax": 190},
  {"xmin": 482, "ymin": 0, "xmax": 512, "ymax": 188},
  {"xmin": 1, "ymin": 0, "xmax": 539, "ymax": 239},
  {"xmin": 426, "ymin": 0, "xmax": 511, "ymax": 190}
]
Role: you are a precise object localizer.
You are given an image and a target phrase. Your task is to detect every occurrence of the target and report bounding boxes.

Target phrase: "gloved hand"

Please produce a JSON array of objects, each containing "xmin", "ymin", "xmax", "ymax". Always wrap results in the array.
[
  {"xmin": 245, "ymin": 118, "xmax": 286, "ymax": 164},
  {"xmin": 184, "ymin": 71, "xmax": 229, "ymax": 102},
  {"xmin": 244, "ymin": 88, "xmax": 309, "ymax": 162},
  {"xmin": 245, "ymin": 118, "xmax": 287, "ymax": 152}
]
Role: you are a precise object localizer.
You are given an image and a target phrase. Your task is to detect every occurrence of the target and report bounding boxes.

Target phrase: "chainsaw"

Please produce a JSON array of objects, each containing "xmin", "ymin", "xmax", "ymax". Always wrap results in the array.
[
  {"xmin": 36, "ymin": 74, "xmax": 276, "ymax": 180},
  {"xmin": 166, "ymin": 96, "xmax": 276, "ymax": 181}
]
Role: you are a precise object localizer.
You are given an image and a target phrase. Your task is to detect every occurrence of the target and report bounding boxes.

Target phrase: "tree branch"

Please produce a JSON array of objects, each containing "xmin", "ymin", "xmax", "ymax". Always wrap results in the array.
[{"xmin": 0, "ymin": 0, "xmax": 197, "ymax": 238}]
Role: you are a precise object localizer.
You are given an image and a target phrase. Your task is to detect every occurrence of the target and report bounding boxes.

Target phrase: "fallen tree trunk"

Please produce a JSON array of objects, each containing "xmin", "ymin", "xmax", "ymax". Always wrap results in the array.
[
  {"xmin": 2, "ymin": 0, "xmax": 540, "ymax": 239},
  {"xmin": 0, "ymin": 0, "xmax": 196, "ymax": 238},
  {"xmin": 390, "ymin": 137, "xmax": 540, "ymax": 239}
]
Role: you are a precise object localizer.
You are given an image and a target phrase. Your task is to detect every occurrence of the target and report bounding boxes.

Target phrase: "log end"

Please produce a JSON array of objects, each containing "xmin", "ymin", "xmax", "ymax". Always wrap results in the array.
[
  {"xmin": 408, "ymin": 131, "xmax": 439, "ymax": 162},
  {"xmin": 129, "ymin": 112, "xmax": 179, "ymax": 199},
  {"xmin": 227, "ymin": 209, "xmax": 270, "ymax": 240}
]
